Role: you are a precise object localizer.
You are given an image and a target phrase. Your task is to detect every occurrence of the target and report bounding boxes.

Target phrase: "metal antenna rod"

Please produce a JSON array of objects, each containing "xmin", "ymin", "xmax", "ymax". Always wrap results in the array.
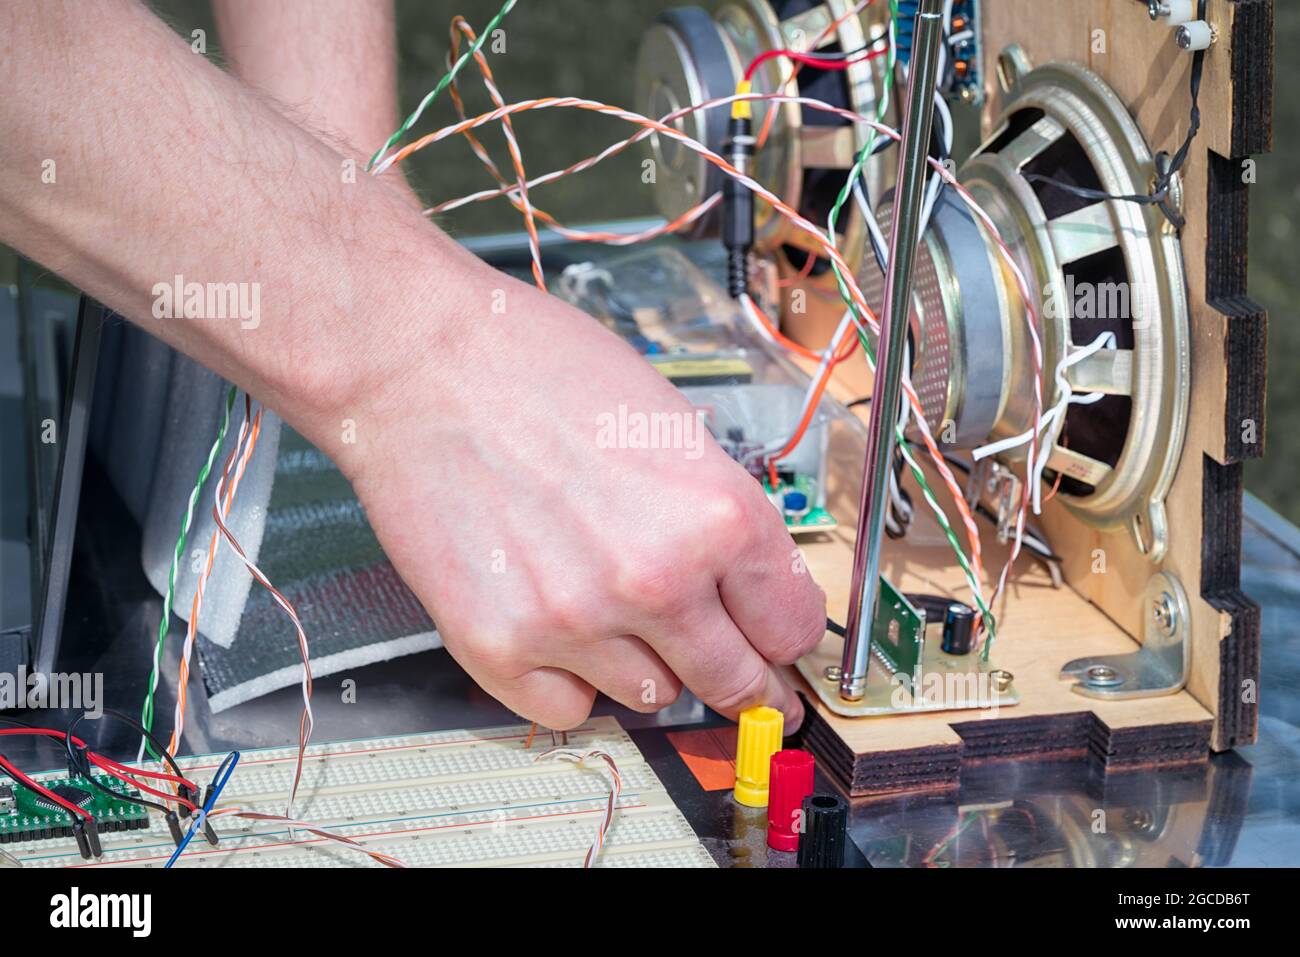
[{"xmin": 839, "ymin": 0, "xmax": 946, "ymax": 701}]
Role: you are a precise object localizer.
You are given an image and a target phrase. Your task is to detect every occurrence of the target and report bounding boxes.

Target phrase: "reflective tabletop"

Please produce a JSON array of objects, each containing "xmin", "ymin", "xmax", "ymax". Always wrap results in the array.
[{"xmin": 9, "ymin": 235, "xmax": 1299, "ymax": 868}]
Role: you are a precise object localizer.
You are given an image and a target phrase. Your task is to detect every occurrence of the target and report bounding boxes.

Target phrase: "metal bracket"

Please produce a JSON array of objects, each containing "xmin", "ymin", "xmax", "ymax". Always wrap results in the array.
[
  {"xmin": 796, "ymin": 637, "xmax": 1020, "ymax": 719},
  {"xmin": 1060, "ymin": 571, "xmax": 1190, "ymax": 699}
]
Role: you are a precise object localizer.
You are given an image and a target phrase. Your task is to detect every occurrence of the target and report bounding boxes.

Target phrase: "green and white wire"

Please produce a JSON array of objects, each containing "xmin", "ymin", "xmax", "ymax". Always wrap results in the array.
[
  {"xmin": 137, "ymin": 384, "xmax": 237, "ymax": 763},
  {"xmin": 367, "ymin": 0, "xmax": 518, "ymax": 171},
  {"xmin": 896, "ymin": 431, "xmax": 994, "ymax": 645},
  {"xmin": 818, "ymin": 2, "xmax": 993, "ymax": 641},
  {"xmin": 386, "ymin": 90, "xmax": 1002, "ymax": 636}
]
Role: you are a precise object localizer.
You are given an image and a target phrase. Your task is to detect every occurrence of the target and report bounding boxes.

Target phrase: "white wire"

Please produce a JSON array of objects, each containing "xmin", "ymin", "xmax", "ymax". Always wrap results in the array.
[
  {"xmin": 852, "ymin": 177, "xmax": 890, "ymax": 272},
  {"xmin": 1029, "ymin": 331, "xmax": 1117, "ymax": 512},
  {"xmin": 970, "ymin": 331, "xmax": 1117, "ymax": 512},
  {"xmin": 210, "ymin": 806, "xmax": 408, "ymax": 868}
]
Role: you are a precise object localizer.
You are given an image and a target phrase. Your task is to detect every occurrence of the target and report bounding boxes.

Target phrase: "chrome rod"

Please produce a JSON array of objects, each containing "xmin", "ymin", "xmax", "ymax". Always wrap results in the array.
[{"xmin": 839, "ymin": 0, "xmax": 946, "ymax": 700}]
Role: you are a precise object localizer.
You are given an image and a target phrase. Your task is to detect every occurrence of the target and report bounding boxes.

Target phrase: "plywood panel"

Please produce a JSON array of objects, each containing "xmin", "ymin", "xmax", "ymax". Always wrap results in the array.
[{"xmin": 774, "ymin": 0, "xmax": 1270, "ymax": 792}]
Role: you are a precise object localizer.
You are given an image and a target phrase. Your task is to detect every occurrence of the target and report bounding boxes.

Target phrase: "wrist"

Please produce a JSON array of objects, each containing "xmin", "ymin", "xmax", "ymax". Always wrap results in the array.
[{"xmin": 296, "ymin": 231, "xmax": 496, "ymax": 483}]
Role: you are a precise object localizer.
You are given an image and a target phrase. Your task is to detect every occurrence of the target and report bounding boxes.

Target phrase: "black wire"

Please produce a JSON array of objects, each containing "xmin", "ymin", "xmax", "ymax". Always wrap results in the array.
[
  {"xmin": 1020, "ymin": 0, "xmax": 1205, "ymax": 230},
  {"xmin": 78, "ymin": 762, "xmax": 170, "ymax": 815},
  {"xmin": 65, "ymin": 708, "xmax": 187, "ymax": 785},
  {"xmin": 1022, "ymin": 174, "xmax": 1166, "ymax": 207},
  {"xmin": 62, "ymin": 711, "xmax": 187, "ymax": 816},
  {"xmin": 0, "ymin": 714, "xmax": 172, "ymax": 816},
  {"xmin": 826, "ymin": 617, "xmax": 847, "ymax": 638},
  {"xmin": 912, "ymin": 448, "xmax": 1063, "ymax": 563},
  {"xmin": 789, "ymin": 39, "xmax": 889, "ymax": 62}
]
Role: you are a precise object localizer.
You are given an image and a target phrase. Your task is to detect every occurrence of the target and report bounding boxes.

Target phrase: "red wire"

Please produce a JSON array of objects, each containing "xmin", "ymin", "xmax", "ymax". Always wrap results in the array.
[
  {"xmin": 0, "ymin": 727, "xmax": 199, "ymax": 793},
  {"xmin": 87, "ymin": 758, "xmax": 198, "ymax": 812},
  {"xmin": 91, "ymin": 753, "xmax": 194, "ymax": 788},
  {"xmin": 776, "ymin": 247, "xmax": 820, "ymax": 288},
  {"xmin": 744, "ymin": 43, "xmax": 890, "ymax": 83}
]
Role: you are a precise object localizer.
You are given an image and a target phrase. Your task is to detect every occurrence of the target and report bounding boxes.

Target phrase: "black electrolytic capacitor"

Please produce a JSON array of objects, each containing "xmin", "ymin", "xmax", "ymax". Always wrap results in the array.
[
  {"xmin": 797, "ymin": 793, "xmax": 847, "ymax": 868},
  {"xmin": 941, "ymin": 602, "xmax": 977, "ymax": 655}
]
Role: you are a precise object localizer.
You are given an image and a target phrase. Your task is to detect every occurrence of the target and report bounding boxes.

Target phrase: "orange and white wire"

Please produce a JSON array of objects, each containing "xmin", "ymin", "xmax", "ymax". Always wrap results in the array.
[
  {"xmin": 167, "ymin": 397, "xmax": 262, "ymax": 760},
  {"xmin": 208, "ymin": 395, "xmax": 316, "ymax": 824},
  {"xmin": 387, "ymin": 90, "xmax": 1049, "ymax": 629},
  {"xmin": 535, "ymin": 746, "xmax": 623, "ymax": 868},
  {"xmin": 164, "ymin": 394, "xmax": 316, "ymax": 827},
  {"xmin": 377, "ymin": 93, "xmax": 995, "ymax": 596},
  {"xmin": 439, "ymin": 21, "xmax": 721, "ymax": 249},
  {"xmin": 445, "ymin": 15, "xmax": 545, "ymax": 289},
  {"xmin": 206, "ymin": 806, "xmax": 407, "ymax": 868}
]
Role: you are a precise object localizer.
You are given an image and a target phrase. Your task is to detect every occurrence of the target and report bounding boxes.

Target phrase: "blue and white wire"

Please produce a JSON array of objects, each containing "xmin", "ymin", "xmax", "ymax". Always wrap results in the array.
[{"xmin": 165, "ymin": 750, "xmax": 239, "ymax": 868}]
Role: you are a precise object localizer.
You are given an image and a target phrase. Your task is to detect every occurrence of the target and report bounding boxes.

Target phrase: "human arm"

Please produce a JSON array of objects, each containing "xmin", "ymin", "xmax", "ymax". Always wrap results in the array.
[{"xmin": 0, "ymin": 0, "xmax": 827, "ymax": 728}]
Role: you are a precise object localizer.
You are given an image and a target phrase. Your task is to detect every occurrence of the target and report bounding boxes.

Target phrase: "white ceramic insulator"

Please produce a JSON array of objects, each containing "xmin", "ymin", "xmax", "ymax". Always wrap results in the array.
[
  {"xmin": 1177, "ymin": 20, "xmax": 1216, "ymax": 51},
  {"xmin": 1166, "ymin": 0, "xmax": 1196, "ymax": 26}
]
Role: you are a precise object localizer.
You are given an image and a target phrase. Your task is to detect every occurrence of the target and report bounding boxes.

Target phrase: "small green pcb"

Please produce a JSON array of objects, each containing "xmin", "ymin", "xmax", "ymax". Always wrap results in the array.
[
  {"xmin": 0, "ymin": 774, "xmax": 149, "ymax": 844},
  {"xmin": 763, "ymin": 473, "xmax": 837, "ymax": 532},
  {"xmin": 870, "ymin": 578, "xmax": 926, "ymax": 676}
]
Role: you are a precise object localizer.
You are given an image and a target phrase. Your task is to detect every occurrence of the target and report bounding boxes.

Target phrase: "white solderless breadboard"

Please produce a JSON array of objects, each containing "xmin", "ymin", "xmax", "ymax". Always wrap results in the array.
[{"xmin": 10, "ymin": 716, "xmax": 715, "ymax": 868}]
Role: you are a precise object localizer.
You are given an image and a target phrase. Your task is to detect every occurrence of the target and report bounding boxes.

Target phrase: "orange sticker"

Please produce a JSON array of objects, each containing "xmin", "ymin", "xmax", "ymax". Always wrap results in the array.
[{"xmin": 667, "ymin": 726, "xmax": 740, "ymax": 792}]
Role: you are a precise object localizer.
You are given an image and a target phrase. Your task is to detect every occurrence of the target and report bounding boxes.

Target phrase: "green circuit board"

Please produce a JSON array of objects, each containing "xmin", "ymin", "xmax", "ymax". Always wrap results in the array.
[
  {"xmin": 0, "ymin": 773, "xmax": 149, "ymax": 844},
  {"xmin": 763, "ymin": 473, "xmax": 837, "ymax": 531},
  {"xmin": 871, "ymin": 578, "xmax": 926, "ymax": 676}
]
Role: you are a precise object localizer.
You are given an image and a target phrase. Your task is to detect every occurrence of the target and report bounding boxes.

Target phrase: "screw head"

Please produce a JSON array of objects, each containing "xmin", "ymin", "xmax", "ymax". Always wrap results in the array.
[
  {"xmin": 990, "ymin": 669, "xmax": 1014, "ymax": 692},
  {"xmin": 823, "ymin": 665, "xmax": 842, "ymax": 683},
  {"xmin": 1085, "ymin": 664, "xmax": 1124, "ymax": 687},
  {"xmin": 1151, "ymin": 592, "xmax": 1178, "ymax": 637}
]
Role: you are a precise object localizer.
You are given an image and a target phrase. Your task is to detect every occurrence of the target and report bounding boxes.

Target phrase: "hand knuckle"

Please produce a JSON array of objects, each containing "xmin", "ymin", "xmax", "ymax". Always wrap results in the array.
[
  {"xmin": 615, "ymin": 550, "xmax": 681, "ymax": 613},
  {"xmin": 458, "ymin": 627, "xmax": 529, "ymax": 680},
  {"xmin": 704, "ymin": 486, "xmax": 753, "ymax": 539},
  {"xmin": 656, "ymin": 679, "xmax": 683, "ymax": 709},
  {"xmin": 629, "ymin": 675, "xmax": 682, "ymax": 713},
  {"xmin": 538, "ymin": 582, "xmax": 591, "ymax": 634},
  {"xmin": 709, "ymin": 660, "xmax": 768, "ymax": 715},
  {"xmin": 769, "ymin": 603, "xmax": 828, "ymax": 664}
]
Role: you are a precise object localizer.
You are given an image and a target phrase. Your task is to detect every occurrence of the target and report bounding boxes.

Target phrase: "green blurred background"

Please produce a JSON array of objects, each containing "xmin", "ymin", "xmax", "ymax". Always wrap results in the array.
[{"xmin": 8, "ymin": 1, "xmax": 1297, "ymax": 523}]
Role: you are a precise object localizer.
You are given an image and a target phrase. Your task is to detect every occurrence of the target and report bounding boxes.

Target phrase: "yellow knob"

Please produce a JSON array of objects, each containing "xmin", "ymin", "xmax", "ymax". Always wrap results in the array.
[{"xmin": 734, "ymin": 706, "xmax": 784, "ymax": 807}]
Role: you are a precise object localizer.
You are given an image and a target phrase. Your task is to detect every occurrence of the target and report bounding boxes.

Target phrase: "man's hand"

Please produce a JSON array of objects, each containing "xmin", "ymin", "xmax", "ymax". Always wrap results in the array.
[
  {"xmin": 340, "ymin": 275, "xmax": 827, "ymax": 729},
  {"xmin": 0, "ymin": 0, "xmax": 826, "ymax": 730}
]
